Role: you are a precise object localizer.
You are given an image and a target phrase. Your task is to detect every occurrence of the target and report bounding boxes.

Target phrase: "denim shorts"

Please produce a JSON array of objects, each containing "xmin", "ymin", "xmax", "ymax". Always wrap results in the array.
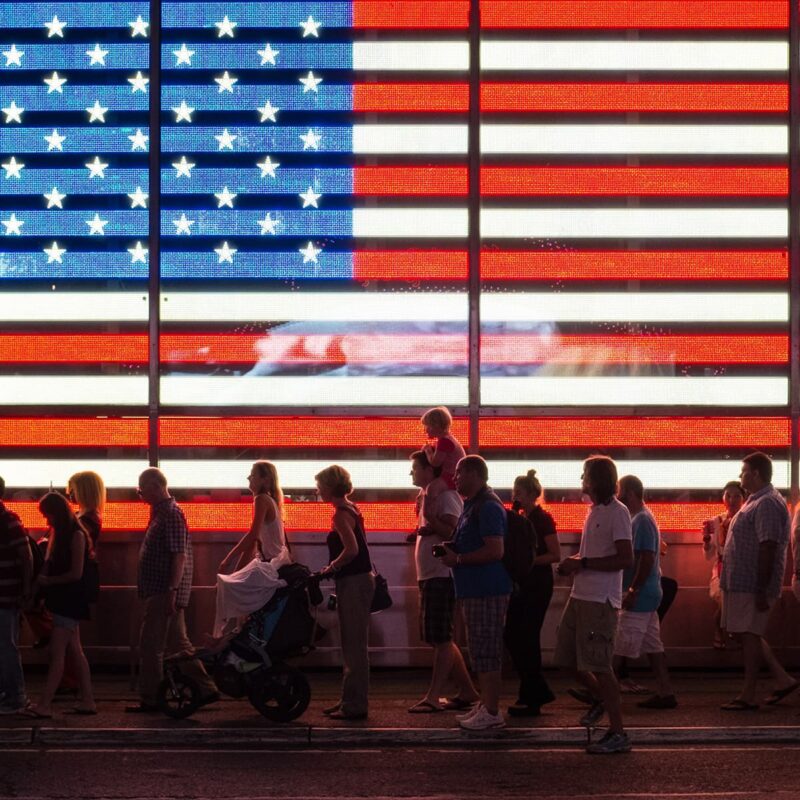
[{"xmin": 52, "ymin": 613, "xmax": 80, "ymax": 630}]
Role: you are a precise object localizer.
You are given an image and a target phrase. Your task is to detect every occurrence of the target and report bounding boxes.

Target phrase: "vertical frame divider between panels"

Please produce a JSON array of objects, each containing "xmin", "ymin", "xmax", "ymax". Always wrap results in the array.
[
  {"xmin": 468, "ymin": 0, "xmax": 481, "ymax": 452},
  {"xmin": 791, "ymin": 0, "xmax": 800, "ymax": 506},
  {"xmin": 147, "ymin": 0, "xmax": 161, "ymax": 467}
]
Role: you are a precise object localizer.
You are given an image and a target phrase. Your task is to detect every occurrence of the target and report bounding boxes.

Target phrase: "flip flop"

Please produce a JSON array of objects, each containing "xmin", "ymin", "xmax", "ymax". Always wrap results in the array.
[
  {"xmin": 765, "ymin": 682, "xmax": 800, "ymax": 706},
  {"xmin": 440, "ymin": 697, "xmax": 475, "ymax": 711},
  {"xmin": 408, "ymin": 700, "xmax": 443, "ymax": 714},
  {"xmin": 18, "ymin": 706, "xmax": 53, "ymax": 719},
  {"xmin": 720, "ymin": 699, "xmax": 759, "ymax": 711}
]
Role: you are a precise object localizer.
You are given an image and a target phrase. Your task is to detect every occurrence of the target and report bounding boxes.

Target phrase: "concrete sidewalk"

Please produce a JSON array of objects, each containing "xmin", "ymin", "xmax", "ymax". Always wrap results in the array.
[{"xmin": 4, "ymin": 670, "xmax": 800, "ymax": 748}]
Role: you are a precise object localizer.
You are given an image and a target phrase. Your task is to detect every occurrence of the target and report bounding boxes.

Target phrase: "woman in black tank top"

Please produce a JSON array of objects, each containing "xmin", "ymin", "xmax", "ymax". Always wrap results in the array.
[{"xmin": 317, "ymin": 465, "xmax": 375, "ymax": 720}]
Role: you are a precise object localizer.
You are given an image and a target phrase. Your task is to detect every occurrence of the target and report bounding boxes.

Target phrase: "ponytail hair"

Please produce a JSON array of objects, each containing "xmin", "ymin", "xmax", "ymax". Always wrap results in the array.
[{"xmin": 514, "ymin": 469, "xmax": 543, "ymax": 502}]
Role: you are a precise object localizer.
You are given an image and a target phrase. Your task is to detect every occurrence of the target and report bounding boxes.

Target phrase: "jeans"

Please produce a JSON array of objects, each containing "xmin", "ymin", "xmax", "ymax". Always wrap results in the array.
[{"xmin": 0, "ymin": 607, "xmax": 27, "ymax": 708}]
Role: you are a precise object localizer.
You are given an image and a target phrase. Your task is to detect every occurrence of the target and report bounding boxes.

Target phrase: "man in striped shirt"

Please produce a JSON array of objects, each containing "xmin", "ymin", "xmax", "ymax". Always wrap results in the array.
[{"xmin": 0, "ymin": 476, "xmax": 32, "ymax": 714}]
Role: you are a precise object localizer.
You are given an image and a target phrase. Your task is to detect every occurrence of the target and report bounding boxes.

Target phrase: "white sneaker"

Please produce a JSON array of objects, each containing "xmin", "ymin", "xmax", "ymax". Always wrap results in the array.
[
  {"xmin": 459, "ymin": 705, "xmax": 505, "ymax": 731},
  {"xmin": 455, "ymin": 703, "xmax": 481, "ymax": 722}
]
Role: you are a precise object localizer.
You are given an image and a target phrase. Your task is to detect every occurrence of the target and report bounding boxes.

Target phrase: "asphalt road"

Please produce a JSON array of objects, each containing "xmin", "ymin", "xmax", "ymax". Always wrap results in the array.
[{"xmin": 0, "ymin": 745, "xmax": 797, "ymax": 800}]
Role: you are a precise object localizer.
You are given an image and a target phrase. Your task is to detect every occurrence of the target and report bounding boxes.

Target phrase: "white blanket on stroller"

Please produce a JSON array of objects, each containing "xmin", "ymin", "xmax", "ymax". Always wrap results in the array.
[{"xmin": 213, "ymin": 548, "xmax": 291, "ymax": 637}]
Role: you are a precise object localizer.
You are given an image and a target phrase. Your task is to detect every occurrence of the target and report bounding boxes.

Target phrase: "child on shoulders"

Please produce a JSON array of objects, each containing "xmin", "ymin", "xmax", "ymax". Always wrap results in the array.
[{"xmin": 421, "ymin": 406, "xmax": 466, "ymax": 499}]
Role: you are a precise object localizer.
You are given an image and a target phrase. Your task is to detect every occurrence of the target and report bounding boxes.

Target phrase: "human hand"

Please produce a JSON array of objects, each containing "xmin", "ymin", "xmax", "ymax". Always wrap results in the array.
[
  {"xmin": 622, "ymin": 588, "xmax": 638, "ymax": 610},
  {"xmin": 439, "ymin": 546, "xmax": 458, "ymax": 568},
  {"xmin": 556, "ymin": 556, "xmax": 581, "ymax": 576}
]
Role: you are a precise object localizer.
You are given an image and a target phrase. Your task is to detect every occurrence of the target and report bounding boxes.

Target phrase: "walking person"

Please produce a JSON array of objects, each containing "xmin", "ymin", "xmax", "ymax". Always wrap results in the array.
[
  {"xmin": 67, "ymin": 471, "xmax": 105, "ymax": 549},
  {"xmin": 126, "ymin": 468, "xmax": 218, "ymax": 713},
  {"xmin": 504, "ymin": 469, "xmax": 559, "ymax": 717},
  {"xmin": 555, "ymin": 456, "xmax": 634, "ymax": 754},
  {"xmin": 317, "ymin": 465, "xmax": 375, "ymax": 720}
]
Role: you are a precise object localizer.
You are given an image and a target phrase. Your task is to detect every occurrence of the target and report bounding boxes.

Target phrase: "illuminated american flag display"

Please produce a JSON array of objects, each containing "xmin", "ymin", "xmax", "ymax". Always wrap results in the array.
[{"xmin": 0, "ymin": 0, "xmax": 793, "ymax": 531}]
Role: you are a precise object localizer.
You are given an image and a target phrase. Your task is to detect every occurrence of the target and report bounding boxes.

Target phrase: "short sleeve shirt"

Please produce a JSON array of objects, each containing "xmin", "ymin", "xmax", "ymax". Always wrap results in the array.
[
  {"xmin": 137, "ymin": 497, "xmax": 193, "ymax": 607},
  {"xmin": 721, "ymin": 484, "xmax": 789, "ymax": 599},
  {"xmin": 414, "ymin": 487, "xmax": 463, "ymax": 581},
  {"xmin": 622, "ymin": 508, "xmax": 663, "ymax": 613},
  {"xmin": 451, "ymin": 489, "xmax": 513, "ymax": 599},
  {"xmin": 0, "ymin": 502, "xmax": 29, "ymax": 608},
  {"xmin": 572, "ymin": 497, "xmax": 632, "ymax": 609},
  {"xmin": 434, "ymin": 435, "xmax": 466, "ymax": 489}
]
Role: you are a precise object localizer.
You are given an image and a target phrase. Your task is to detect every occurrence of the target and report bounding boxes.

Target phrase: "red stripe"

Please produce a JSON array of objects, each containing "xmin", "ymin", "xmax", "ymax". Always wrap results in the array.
[
  {"xmin": 354, "ymin": 83, "xmax": 469, "ymax": 113},
  {"xmin": 353, "ymin": 251, "xmax": 468, "ymax": 280},
  {"xmin": 480, "ymin": 250, "xmax": 789, "ymax": 281},
  {"xmin": 0, "ymin": 418, "xmax": 148, "ymax": 448},
  {"xmin": 481, "ymin": 83, "xmax": 788, "ymax": 113},
  {"xmin": 353, "ymin": 1, "xmax": 469, "ymax": 28},
  {"xmin": 480, "ymin": 1, "xmax": 787, "ymax": 29},
  {"xmin": 481, "ymin": 167, "xmax": 788, "ymax": 197},
  {"xmin": 4, "ymin": 500, "xmax": 740, "ymax": 533},
  {"xmin": 354, "ymin": 166, "xmax": 468, "ymax": 196},
  {"xmin": 0, "ymin": 334, "xmax": 147, "ymax": 363}
]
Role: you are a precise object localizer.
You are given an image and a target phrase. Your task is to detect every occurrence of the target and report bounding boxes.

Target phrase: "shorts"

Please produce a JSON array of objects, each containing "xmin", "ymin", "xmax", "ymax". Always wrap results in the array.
[
  {"xmin": 613, "ymin": 610, "xmax": 664, "ymax": 659},
  {"xmin": 419, "ymin": 578, "xmax": 455, "ymax": 645},
  {"xmin": 52, "ymin": 613, "xmax": 80, "ymax": 630},
  {"xmin": 554, "ymin": 596, "xmax": 618, "ymax": 674},
  {"xmin": 721, "ymin": 590, "xmax": 773, "ymax": 637},
  {"xmin": 460, "ymin": 594, "xmax": 509, "ymax": 673}
]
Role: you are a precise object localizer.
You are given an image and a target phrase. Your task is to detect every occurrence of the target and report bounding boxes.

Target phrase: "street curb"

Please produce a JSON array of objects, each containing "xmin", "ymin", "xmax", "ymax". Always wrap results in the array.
[{"xmin": 11, "ymin": 725, "xmax": 800, "ymax": 748}]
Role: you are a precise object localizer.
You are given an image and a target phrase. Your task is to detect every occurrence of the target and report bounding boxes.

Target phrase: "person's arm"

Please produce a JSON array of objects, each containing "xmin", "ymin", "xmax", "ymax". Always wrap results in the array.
[
  {"xmin": 441, "ymin": 536, "xmax": 503, "ymax": 567},
  {"xmin": 219, "ymin": 494, "xmax": 272, "ymax": 572},
  {"xmin": 754, "ymin": 503, "xmax": 786, "ymax": 610},
  {"xmin": 322, "ymin": 509, "xmax": 360, "ymax": 574},
  {"xmin": 166, "ymin": 552, "xmax": 186, "ymax": 615},
  {"xmin": 559, "ymin": 539, "xmax": 634, "ymax": 574},
  {"xmin": 534, "ymin": 531, "xmax": 561, "ymax": 566},
  {"xmin": 39, "ymin": 532, "xmax": 85, "ymax": 585},
  {"xmin": 165, "ymin": 507, "xmax": 189, "ymax": 615},
  {"xmin": 622, "ymin": 550, "xmax": 655, "ymax": 609},
  {"xmin": 422, "ymin": 513, "xmax": 459, "ymax": 540},
  {"xmin": 18, "ymin": 538, "xmax": 33, "ymax": 599}
]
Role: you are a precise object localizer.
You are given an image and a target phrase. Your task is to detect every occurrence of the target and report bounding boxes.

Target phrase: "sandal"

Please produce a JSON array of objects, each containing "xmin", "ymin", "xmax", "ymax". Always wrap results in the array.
[
  {"xmin": 407, "ymin": 700, "xmax": 443, "ymax": 714},
  {"xmin": 18, "ymin": 706, "xmax": 53, "ymax": 719},
  {"xmin": 765, "ymin": 681, "xmax": 800, "ymax": 706},
  {"xmin": 720, "ymin": 699, "xmax": 759, "ymax": 711},
  {"xmin": 440, "ymin": 697, "xmax": 476, "ymax": 711}
]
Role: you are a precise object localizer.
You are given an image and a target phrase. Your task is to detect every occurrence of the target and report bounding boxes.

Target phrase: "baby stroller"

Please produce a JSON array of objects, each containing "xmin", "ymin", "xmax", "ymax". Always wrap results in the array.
[{"xmin": 158, "ymin": 563, "xmax": 324, "ymax": 722}]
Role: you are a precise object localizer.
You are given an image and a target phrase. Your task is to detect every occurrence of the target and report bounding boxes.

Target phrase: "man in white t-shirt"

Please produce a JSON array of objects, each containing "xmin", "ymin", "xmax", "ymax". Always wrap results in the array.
[
  {"xmin": 555, "ymin": 456, "xmax": 633, "ymax": 755},
  {"xmin": 407, "ymin": 450, "xmax": 478, "ymax": 714}
]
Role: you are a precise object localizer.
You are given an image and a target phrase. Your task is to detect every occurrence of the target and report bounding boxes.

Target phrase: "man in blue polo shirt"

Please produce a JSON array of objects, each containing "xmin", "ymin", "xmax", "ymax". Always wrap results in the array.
[{"xmin": 438, "ymin": 455, "xmax": 512, "ymax": 731}]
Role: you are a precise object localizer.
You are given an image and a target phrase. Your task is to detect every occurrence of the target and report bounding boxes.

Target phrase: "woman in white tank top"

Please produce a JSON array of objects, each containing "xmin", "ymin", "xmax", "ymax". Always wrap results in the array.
[{"xmin": 213, "ymin": 461, "xmax": 291, "ymax": 636}]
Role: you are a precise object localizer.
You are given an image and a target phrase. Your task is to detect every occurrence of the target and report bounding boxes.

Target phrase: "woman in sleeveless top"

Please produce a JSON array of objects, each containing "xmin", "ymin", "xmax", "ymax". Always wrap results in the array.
[
  {"xmin": 213, "ymin": 461, "xmax": 291, "ymax": 637},
  {"xmin": 67, "ymin": 470, "xmax": 105, "ymax": 549},
  {"xmin": 24, "ymin": 492, "xmax": 96, "ymax": 718},
  {"xmin": 317, "ymin": 465, "xmax": 374, "ymax": 720}
]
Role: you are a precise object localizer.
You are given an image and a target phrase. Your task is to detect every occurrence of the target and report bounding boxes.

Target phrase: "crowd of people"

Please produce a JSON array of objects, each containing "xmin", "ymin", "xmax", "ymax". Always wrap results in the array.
[{"xmin": 1, "ymin": 407, "xmax": 799, "ymax": 755}]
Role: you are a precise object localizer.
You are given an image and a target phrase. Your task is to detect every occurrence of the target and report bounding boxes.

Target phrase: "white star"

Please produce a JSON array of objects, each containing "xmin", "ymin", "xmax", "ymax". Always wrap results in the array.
[
  {"xmin": 214, "ymin": 187, "xmax": 237, "ymax": 208},
  {"xmin": 257, "ymin": 214, "xmax": 279, "ymax": 235},
  {"xmin": 300, "ymin": 15, "xmax": 321, "ymax": 38},
  {"xmin": 2, "ymin": 45, "xmax": 24, "ymax": 67},
  {"xmin": 214, "ymin": 241, "xmax": 237, "ymax": 263},
  {"xmin": 128, "ymin": 241, "xmax": 148, "ymax": 263},
  {"xmin": 44, "ymin": 129, "xmax": 66, "ymax": 151},
  {"xmin": 128, "ymin": 187, "xmax": 148, "ymax": 208},
  {"xmin": 299, "ymin": 241, "xmax": 321, "ymax": 264},
  {"xmin": 172, "ymin": 156, "xmax": 195, "ymax": 178},
  {"xmin": 173, "ymin": 213, "xmax": 195, "ymax": 235},
  {"xmin": 173, "ymin": 43, "xmax": 195, "ymax": 66},
  {"xmin": 86, "ymin": 43, "xmax": 109, "ymax": 66},
  {"xmin": 128, "ymin": 128, "xmax": 148, "ymax": 151},
  {"xmin": 1, "ymin": 213, "xmax": 24, "ymax": 236},
  {"xmin": 300, "ymin": 186, "xmax": 321, "ymax": 208},
  {"xmin": 44, "ymin": 16, "xmax": 66, "ymax": 38},
  {"xmin": 257, "ymin": 43, "xmax": 278, "ymax": 65},
  {"xmin": 129, "ymin": 15, "xmax": 149, "ymax": 37},
  {"xmin": 86, "ymin": 213, "xmax": 109, "ymax": 235},
  {"xmin": 86, "ymin": 100, "xmax": 109, "ymax": 122},
  {"xmin": 2, "ymin": 157, "xmax": 24, "ymax": 179},
  {"xmin": 85, "ymin": 156, "xmax": 109, "ymax": 178},
  {"xmin": 300, "ymin": 129, "xmax": 322, "ymax": 150},
  {"xmin": 257, "ymin": 100, "xmax": 279, "ymax": 122},
  {"xmin": 173, "ymin": 100, "xmax": 194, "ymax": 122},
  {"xmin": 44, "ymin": 187, "xmax": 65, "ymax": 208},
  {"xmin": 44, "ymin": 242, "xmax": 66, "ymax": 263},
  {"xmin": 43, "ymin": 71, "xmax": 67, "ymax": 94},
  {"xmin": 214, "ymin": 70, "xmax": 238, "ymax": 93},
  {"xmin": 128, "ymin": 71, "xmax": 149, "ymax": 93},
  {"xmin": 214, "ymin": 128, "xmax": 237, "ymax": 150},
  {"xmin": 257, "ymin": 156, "xmax": 279, "ymax": 178},
  {"xmin": 2, "ymin": 101, "xmax": 24, "ymax": 124},
  {"xmin": 215, "ymin": 15, "xmax": 237, "ymax": 37},
  {"xmin": 299, "ymin": 71, "xmax": 322, "ymax": 93}
]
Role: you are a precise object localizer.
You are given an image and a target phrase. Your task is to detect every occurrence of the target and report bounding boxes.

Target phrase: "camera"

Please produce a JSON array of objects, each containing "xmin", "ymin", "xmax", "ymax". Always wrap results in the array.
[{"xmin": 431, "ymin": 544, "xmax": 448, "ymax": 558}]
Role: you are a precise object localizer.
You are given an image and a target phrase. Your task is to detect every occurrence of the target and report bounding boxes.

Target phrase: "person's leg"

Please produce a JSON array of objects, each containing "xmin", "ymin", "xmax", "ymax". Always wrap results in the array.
[
  {"xmin": 0, "ymin": 608, "xmax": 27, "ymax": 709},
  {"xmin": 34, "ymin": 623, "xmax": 72, "ymax": 714},
  {"xmin": 477, "ymin": 669, "xmax": 502, "ymax": 716},
  {"xmin": 595, "ymin": 670, "xmax": 624, "ymax": 734},
  {"xmin": 503, "ymin": 593, "xmax": 534, "ymax": 705},
  {"xmin": 647, "ymin": 652, "xmax": 674, "ymax": 698},
  {"xmin": 165, "ymin": 608, "xmax": 217, "ymax": 697},
  {"xmin": 760, "ymin": 637, "xmax": 795, "ymax": 689},
  {"xmin": 739, "ymin": 632, "xmax": 762, "ymax": 705},
  {"xmin": 527, "ymin": 583, "xmax": 556, "ymax": 705},
  {"xmin": 336, "ymin": 573, "xmax": 374, "ymax": 716},
  {"xmin": 137, "ymin": 595, "xmax": 170, "ymax": 706},
  {"xmin": 66, "ymin": 626, "xmax": 95, "ymax": 711},
  {"xmin": 447, "ymin": 641, "xmax": 479, "ymax": 701}
]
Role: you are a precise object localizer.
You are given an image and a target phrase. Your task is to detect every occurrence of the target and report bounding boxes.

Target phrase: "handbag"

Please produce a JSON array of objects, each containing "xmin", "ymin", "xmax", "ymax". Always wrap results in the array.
[{"xmin": 370, "ymin": 569, "xmax": 393, "ymax": 613}]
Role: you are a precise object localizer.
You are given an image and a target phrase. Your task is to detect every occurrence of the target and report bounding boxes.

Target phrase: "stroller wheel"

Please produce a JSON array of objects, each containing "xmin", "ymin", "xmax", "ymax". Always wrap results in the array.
[
  {"xmin": 248, "ymin": 665, "xmax": 310, "ymax": 722},
  {"xmin": 157, "ymin": 672, "xmax": 201, "ymax": 719}
]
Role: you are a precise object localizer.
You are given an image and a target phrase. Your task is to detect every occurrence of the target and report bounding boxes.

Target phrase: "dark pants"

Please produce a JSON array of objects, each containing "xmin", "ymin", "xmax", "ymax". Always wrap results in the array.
[{"xmin": 503, "ymin": 572, "xmax": 555, "ymax": 708}]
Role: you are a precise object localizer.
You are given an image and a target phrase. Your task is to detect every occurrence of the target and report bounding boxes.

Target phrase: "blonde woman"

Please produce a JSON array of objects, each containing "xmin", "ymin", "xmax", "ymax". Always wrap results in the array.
[
  {"xmin": 67, "ymin": 471, "xmax": 106, "ymax": 548},
  {"xmin": 214, "ymin": 461, "xmax": 291, "ymax": 636}
]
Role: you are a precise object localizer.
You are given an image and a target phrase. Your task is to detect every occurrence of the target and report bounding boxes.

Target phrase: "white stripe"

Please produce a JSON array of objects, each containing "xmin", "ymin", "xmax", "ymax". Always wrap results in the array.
[
  {"xmin": 0, "ymin": 292, "xmax": 148, "ymax": 322},
  {"xmin": 353, "ymin": 41, "xmax": 468, "ymax": 71},
  {"xmin": 482, "ymin": 124, "xmax": 788, "ymax": 155},
  {"xmin": 160, "ymin": 376, "xmax": 467, "ymax": 406},
  {"xmin": 353, "ymin": 124, "xmax": 468, "ymax": 154},
  {"xmin": 0, "ymin": 460, "xmax": 146, "ymax": 489},
  {"xmin": 481, "ymin": 208, "xmax": 788, "ymax": 239},
  {"xmin": 481, "ymin": 40, "xmax": 788, "ymax": 72},
  {"xmin": 481, "ymin": 376, "xmax": 787, "ymax": 407},
  {"xmin": 481, "ymin": 292, "xmax": 788, "ymax": 322},
  {"xmin": 353, "ymin": 208, "xmax": 468, "ymax": 238},
  {"xmin": 0, "ymin": 376, "xmax": 147, "ymax": 405}
]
